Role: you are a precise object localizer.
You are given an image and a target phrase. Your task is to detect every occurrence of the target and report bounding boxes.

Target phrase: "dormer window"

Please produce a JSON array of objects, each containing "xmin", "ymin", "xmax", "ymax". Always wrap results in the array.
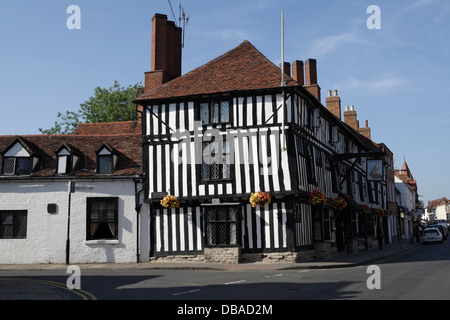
[
  {"xmin": 3, "ymin": 157, "xmax": 31, "ymax": 175},
  {"xmin": 96, "ymin": 144, "xmax": 118, "ymax": 174},
  {"xmin": 1, "ymin": 139, "xmax": 38, "ymax": 176},
  {"xmin": 57, "ymin": 148, "xmax": 70, "ymax": 174},
  {"xmin": 56, "ymin": 145, "xmax": 79, "ymax": 175}
]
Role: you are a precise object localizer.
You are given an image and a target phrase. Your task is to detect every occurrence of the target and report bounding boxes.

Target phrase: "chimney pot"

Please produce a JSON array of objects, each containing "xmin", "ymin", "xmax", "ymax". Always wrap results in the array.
[
  {"xmin": 333, "ymin": 89, "xmax": 338, "ymax": 96},
  {"xmin": 328, "ymin": 90, "xmax": 332, "ymax": 97}
]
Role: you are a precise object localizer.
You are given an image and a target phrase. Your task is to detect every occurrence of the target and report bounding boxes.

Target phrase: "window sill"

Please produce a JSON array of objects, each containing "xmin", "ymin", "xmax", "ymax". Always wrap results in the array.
[{"xmin": 85, "ymin": 239, "xmax": 119, "ymax": 245}]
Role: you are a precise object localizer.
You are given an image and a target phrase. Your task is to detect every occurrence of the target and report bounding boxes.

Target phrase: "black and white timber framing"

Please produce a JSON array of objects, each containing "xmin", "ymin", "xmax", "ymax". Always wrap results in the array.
[{"xmin": 142, "ymin": 86, "xmax": 387, "ymax": 258}]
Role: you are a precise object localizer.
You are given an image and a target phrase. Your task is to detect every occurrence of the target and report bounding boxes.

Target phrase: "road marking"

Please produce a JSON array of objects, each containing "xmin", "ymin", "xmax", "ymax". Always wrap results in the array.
[
  {"xmin": 15, "ymin": 278, "xmax": 97, "ymax": 300},
  {"xmin": 224, "ymin": 280, "xmax": 246, "ymax": 285},
  {"xmin": 265, "ymin": 273, "xmax": 283, "ymax": 278},
  {"xmin": 172, "ymin": 289, "xmax": 201, "ymax": 296}
]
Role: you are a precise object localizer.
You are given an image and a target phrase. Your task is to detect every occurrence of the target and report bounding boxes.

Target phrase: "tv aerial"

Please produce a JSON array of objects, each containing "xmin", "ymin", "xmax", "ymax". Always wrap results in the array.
[{"xmin": 168, "ymin": 0, "xmax": 189, "ymax": 47}]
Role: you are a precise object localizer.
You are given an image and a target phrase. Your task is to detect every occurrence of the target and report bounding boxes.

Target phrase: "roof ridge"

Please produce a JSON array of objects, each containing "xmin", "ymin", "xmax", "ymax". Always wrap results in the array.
[{"xmin": 136, "ymin": 40, "xmax": 298, "ymax": 101}]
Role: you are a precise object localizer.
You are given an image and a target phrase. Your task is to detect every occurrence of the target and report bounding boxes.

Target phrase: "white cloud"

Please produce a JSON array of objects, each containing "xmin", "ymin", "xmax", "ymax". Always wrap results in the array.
[
  {"xmin": 336, "ymin": 73, "xmax": 410, "ymax": 93},
  {"xmin": 308, "ymin": 32, "xmax": 368, "ymax": 57}
]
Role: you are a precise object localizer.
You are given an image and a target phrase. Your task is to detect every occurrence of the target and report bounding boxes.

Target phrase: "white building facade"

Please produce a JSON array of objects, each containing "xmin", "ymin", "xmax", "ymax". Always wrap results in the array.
[
  {"xmin": 0, "ymin": 126, "xmax": 150, "ymax": 264},
  {"xmin": 394, "ymin": 176, "xmax": 416, "ymax": 239}
]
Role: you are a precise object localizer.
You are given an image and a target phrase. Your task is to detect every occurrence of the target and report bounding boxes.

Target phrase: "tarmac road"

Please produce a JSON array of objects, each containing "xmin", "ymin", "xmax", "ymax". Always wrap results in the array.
[{"xmin": 0, "ymin": 238, "xmax": 421, "ymax": 300}]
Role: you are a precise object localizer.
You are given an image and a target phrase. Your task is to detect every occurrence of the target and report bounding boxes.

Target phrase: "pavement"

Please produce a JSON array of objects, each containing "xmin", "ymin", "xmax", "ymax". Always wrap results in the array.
[{"xmin": 0, "ymin": 239, "xmax": 420, "ymax": 300}]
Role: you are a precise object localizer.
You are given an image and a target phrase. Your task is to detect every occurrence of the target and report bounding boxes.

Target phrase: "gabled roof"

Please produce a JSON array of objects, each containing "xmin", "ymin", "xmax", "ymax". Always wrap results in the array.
[
  {"xmin": 1, "ymin": 136, "xmax": 39, "ymax": 157},
  {"xmin": 0, "ymin": 124, "xmax": 142, "ymax": 178},
  {"xmin": 136, "ymin": 40, "xmax": 298, "ymax": 102}
]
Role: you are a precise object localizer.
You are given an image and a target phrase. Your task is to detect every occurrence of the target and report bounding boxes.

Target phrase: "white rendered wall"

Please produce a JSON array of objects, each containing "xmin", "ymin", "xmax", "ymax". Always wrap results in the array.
[{"xmin": 0, "ymin": 179, "xmax": 149, "ymax": 264}]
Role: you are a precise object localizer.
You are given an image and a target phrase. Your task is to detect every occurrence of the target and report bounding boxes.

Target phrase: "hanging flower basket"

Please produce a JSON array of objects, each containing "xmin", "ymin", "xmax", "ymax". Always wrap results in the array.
[
  {"xmin": 379, "ymin": 209, "xmax": 390, "ymax": 217},
  {"xmin": 358, "ymin": 204, "xmax": 370, "ymax": 214},
  {"xmin": 332, "ymin": 196, "xmax": 347, "ymax": 212},
  {"xmin": 250, "ymin": 191, "xmax": 271, "ymax": 208},
  {"xmin": 373, "ymin": 209, "xmax": 389, "ymax": 217},
  {"xmin": 308, "ymin": 189, "xmax": 327, "ymax": 206},
  {"xmin": 160, "ymin": 195, "xmax": 180, "ymax": 209}
]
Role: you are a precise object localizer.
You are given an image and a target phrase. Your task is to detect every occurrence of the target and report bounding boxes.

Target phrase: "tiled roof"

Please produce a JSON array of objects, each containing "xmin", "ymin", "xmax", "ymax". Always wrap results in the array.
[
  {"xmin": 427, "ymin": 197, "xmax": 449, "ymax": 211},
  {"xmin": 136, "ymin": 40, "xmax": 298, "ymax": 101},
  {"xmin": 0, "ymin": 132, "xmax": 142, "ymax": 178},
  {"xmin": 74, "ymin": 121, "xmax": 141, "ymax": 135}
]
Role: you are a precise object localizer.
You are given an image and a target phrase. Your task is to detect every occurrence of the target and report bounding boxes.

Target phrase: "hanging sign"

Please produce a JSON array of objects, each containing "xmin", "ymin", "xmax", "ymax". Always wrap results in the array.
[{"xmin": 367, "ymin": 159, "xmax": 384, "ymax": 181}]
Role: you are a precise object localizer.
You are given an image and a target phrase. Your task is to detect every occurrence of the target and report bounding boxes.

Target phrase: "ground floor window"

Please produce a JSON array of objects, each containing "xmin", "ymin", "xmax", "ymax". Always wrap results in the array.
[
  {"xmin": 0, "ymin": 210, "xmax": 27, "ymax": 239},
  {"xmin": 313, "ymin": 207, "xmax": 331, "ymax": 242},
  {"xmin": 86, "ymin": 197, "xmax": 118, "ymax": 240},
  {"xmin": 204, "ymin": 206, "xmax": 240, "ymax": 246}
]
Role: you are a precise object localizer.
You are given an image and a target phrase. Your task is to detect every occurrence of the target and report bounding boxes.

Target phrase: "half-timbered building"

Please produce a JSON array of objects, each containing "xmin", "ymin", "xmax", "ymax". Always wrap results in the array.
[{"xmin": 136, "ymin": 14, "xmax": 389, "ymax": 263}]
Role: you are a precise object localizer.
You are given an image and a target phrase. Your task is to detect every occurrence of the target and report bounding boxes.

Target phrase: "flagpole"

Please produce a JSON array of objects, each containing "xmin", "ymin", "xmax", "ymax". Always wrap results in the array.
[{"xmin": 281, "ymin": 10, "xmax": 286, "ymax": 152}]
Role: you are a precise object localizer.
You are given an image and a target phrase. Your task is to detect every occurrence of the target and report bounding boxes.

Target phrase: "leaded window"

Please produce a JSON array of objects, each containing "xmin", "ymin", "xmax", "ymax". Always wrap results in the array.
[
  {"xmin": 2, "ymin": 157, "xmax": 31, "ymax": 175},
  {"xmin": 96, "ymin": 145, "xmax": 117, "ymax": 174},
  {"xmin": 205, "ymin": 206, "xmax": 240, "ymax": 246},
  {"xmin": 98, "ymin": 155, "xmax": 112, "ymax": 173},
  {"xmin": 201, "ymin": 140, "xmax": 231, "ymax": 181},
  {"xmin": 0, "ymin": 211, "xmax": 27, "ymax": 239},
  {"xmin": 199, "ymin": 100, "xmax": 231, "ymax": 124}
]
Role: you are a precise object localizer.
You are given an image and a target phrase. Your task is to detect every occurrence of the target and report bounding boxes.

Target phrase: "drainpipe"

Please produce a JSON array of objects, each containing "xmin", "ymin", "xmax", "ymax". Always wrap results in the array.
[
  {"xmin": 66, "ymin": 181, "xmax": 75, "ymax": 265},
  {"xmin": 134, "ymin": 179, "xmax": 143, "ymax": 263}
]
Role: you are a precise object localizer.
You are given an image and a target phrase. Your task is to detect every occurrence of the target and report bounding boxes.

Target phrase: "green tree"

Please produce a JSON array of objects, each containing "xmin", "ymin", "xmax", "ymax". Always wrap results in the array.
[{"xmin": 40, "ymin": 81, "xmax": 142, "ymax": 134}]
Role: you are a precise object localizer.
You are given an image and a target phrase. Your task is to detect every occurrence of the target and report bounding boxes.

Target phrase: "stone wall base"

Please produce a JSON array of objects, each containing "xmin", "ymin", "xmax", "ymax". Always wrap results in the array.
[
  {"xmin": 149, "ymin": 254, "xmax": 205, "ymax": 263},
  {"xmin": 148, "ymin": 249, "xmax": 318, "ymax": 264},
  {"xmin": 204, "ymin": 247, "xmax": 241, "ymax": 264},
  {"xmin": 241, "ymin": 250, "xmax": 315, "ymax": 263}
]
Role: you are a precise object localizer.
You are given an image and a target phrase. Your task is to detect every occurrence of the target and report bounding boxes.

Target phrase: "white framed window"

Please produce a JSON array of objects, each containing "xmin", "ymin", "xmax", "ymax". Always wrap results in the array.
[
  {"xmin": 55, "ymin": 145, "xmax": 79, "ymax": 175},
  {"xmin": 57, "ymin": 148, "xmax": 70, "ymax": 174}
]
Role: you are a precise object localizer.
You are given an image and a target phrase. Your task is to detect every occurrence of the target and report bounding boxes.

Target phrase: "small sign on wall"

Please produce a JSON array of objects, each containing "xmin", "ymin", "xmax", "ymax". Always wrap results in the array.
[{"xmin": 47, "ymin": 203, "xmax": 57, "ymax": 214}]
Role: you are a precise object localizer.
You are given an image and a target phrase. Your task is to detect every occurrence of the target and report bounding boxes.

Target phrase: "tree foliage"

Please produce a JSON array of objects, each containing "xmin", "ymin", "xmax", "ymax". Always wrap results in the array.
[{"xmin": 39, "ymin": 81, "xmax": 142, "ymax": 134}]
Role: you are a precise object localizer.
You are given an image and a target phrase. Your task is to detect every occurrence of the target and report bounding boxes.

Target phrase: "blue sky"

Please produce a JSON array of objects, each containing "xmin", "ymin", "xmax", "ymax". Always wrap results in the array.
[{"xmin": 0, "ymin": 0, "xmax": 449, "ymax": 205}]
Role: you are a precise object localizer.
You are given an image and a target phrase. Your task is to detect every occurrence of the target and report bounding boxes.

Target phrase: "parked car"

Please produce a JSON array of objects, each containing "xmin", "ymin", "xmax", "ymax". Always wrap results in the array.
[
  {"xmin": 433, "ymin": 220, "xmax": 449, "ymax": 235},
  {"xmin": 422, "ymin": 228, "xmax": 443, "ymax": 244},
  {"xmin": 428, "ymin": 224, "xmax": 447, "ymax": 239}
]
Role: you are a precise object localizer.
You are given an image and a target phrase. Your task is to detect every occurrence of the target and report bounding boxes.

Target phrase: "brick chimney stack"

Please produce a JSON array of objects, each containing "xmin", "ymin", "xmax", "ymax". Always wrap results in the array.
[
  {"xmin": 343, "ymin": 105, "xmax": 372, "ymax": 140},
  {"xmin": 358, "ymin": 120, "xmax": 371, "ymax": 140},
  {"xmin": 144, "ymin": 14, "xmax": 182, "ymax": 94},
  {"xmin": 292, "ymin": 60, "xmax": 304, "ymax": 85},
  {"xmin": 280, "ymin": 62, "xmax": 291, "ymax": 78},
  {"xmin": 303, "ymin": 59, "xmax": 321, "ymax": 102},
  {"xmin": 326, "ymin": 89, "xmax": 341, "ymax": 120},
  {"xmin": 344, "ymin": 105, "xmax": 358, "ymax": 131}
]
